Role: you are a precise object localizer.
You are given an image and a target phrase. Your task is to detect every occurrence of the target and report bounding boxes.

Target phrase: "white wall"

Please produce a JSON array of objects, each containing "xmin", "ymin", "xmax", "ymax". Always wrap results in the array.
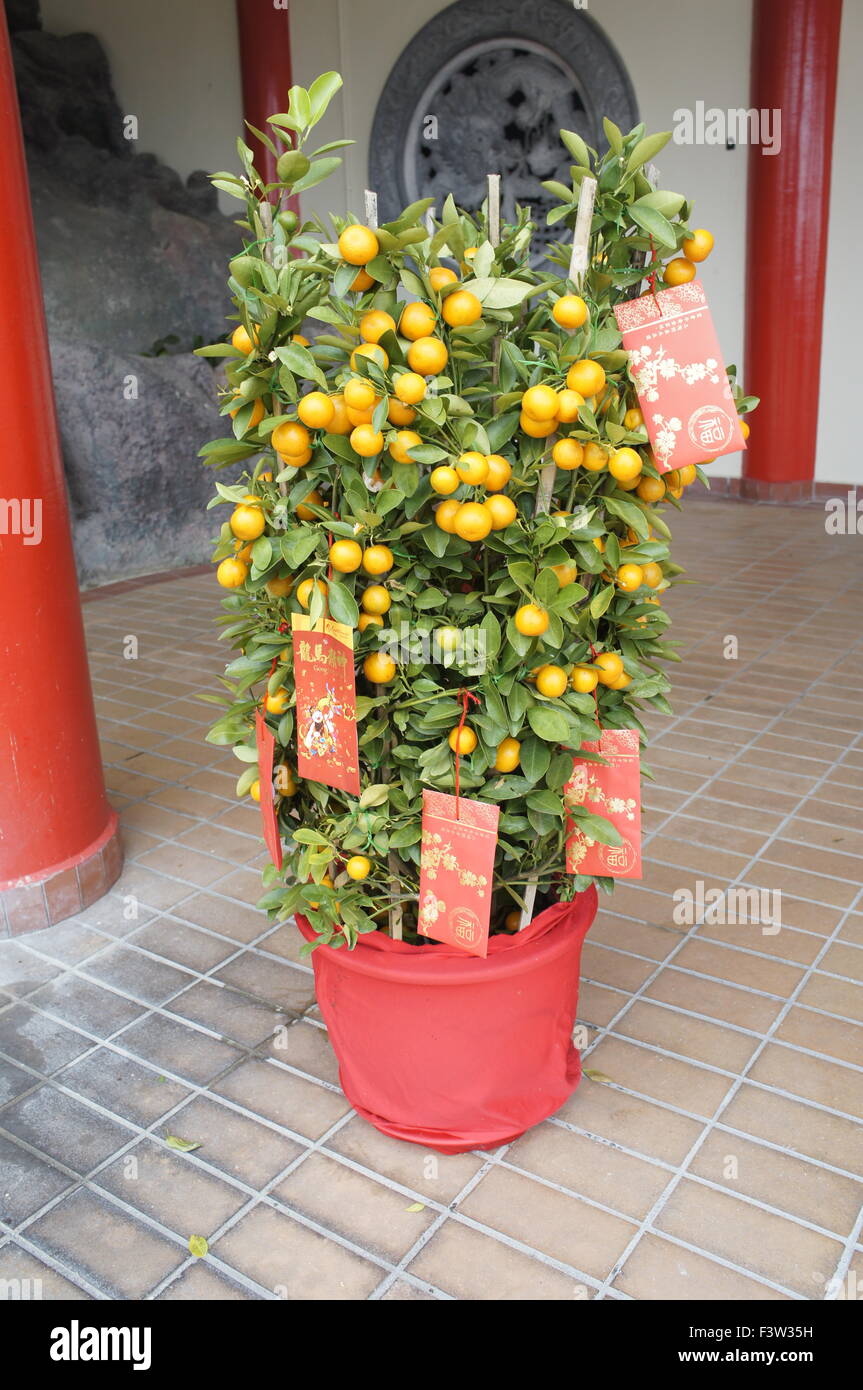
[{"xmin": 817, "ymin": 0, "xmax": 863, "ymax": 486}]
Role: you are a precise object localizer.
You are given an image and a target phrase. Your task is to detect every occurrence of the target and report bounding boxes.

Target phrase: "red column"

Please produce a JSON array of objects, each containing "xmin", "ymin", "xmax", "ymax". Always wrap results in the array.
[
  {"xmin": 0, "ymin": 11, "xmax": 120, "ymax": 936},
  {"xmin": 743, "ymin": 0, "xmax": 842, "ymax": 489},
  {"xmin": 235, "ymin": 0, "xmax": 299, "ymax": 215}
]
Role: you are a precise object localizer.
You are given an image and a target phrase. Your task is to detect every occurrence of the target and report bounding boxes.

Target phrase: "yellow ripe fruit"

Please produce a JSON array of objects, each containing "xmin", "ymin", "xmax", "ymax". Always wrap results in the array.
[
  {"xmin": 338, "ymin": 223, "xmax": 379, "ymax": 265},
  {"xmin": 351, "ymin": 267, "xmax": 374, "ymax": 292},
  {"xmin": 297, "ymin": 392, "xmax": 335, "ymax": 431},
  {"xmin": 678, "ymin": 464, "xmax": 698, "ymax": 486},
  {"xmin": 454, "ymin": 502, "xmax": 493, "ymax": 541},
  {"xmin": 514, "ymin": 604, "xmax": 549, "ymax": 636},
  {"xmin": 609, "ymin": 447, "xmax": 643, "ymax": 483},
  {"xmin": 329, "ymin": 539, "xmax": 363, "ymax": 573},
  {"xmin": 265, "ymin": 576, "xmax": 293, "ymax": 597},
  {"xmin": 571, "ymin": 665, "xmax": 599, "ymax": 694},
  {"xmin": 520, "ymin": 412, "xmax": 557, "ymax": 438},
  {"xmin": 266, "ymin": 687, "xmax": 290, "ymax": 715},
  {"xmin": 272, "ymin": 420, "xmax": 311, "ymax": 455},
  {"xmin": 494, "ymin": 737, "xmax": 521, "ymax": 773},
  {"xmin": 609, "ymin": 671, "xmax": 632, "ymax": 690},
  {"xmin": 484, "ymin": 455, "xmax": 512, "ymax": 491},
  {"xmin": 326, "ymin": 394, "xmax": 352, "ymax": 435},
  {"xmin": 233, "ymin": 541, "xmax": 254, "ymax": 563},
  {"xmin": 296, "ymin": 490, "xmax": 324, "ymax": 521},
  {"xmin": 522, "ymin": 383, "xmax": 559, "ymax": 420},
  {"xmin": 406, "ymin": 336, "xmax": 448, "ymax": 375},
  {"xmin": 624, "ymin": 407, "xmax": 644, "ymax": 430},
  {"xmin": 393, "ymin": 371, "xmax": 427, "ymax": 405},
  {"xmin": 231, "ymin": 324, "xmax": 258, "ymax": 354},
  {"xmin": 556, "ymin": 389, "xmax": 584, "ymax": 423},
  {"xmin": 553, "ymin": 294, "xmax": 589, "ymax": 329},
  {"xmin": 350, "ymin": 342, "xmax": 388, "ymax": 373},
  {"xmin": 363, "ymin": 651, "xmax": 396, "ymax": 684},
  {"xmin": 641, "ymin": 562, "xmax": 663, "ymax": 589},
  {"xmin": 682, "ymin": 228, "xmax": 714, "ymax": 262},
  {"xmin": 346, "ymin": 403, "xmax": 375, "ymax": 427},
  {"xmin": 566, "ymin": 359, "xmax": 606, "ymax": 396},
  {"xmin": 249, "ymin": 779, "xmax": 261, "ymax": 802},
  {"xmin": 359, "ymin": 309, "xmax": 396, "ymax": 343},
  {"xmin": 343, "ymin": 378, "xmax": 377, "ymax": 411},
  {"xmin": 455, "ymin": 451, "xmax": 489, "ymax": 485},
  {"xmin": 434, "ymin": 499, "xmax": 461, "ymax": 532},
  {"xmin": 361, "ymin": 584, "xmax": 391, "ymax": 614},
  {"xmin": 279, "ymin": 447, "xmax": 312, "ymax": 467},
  {"xmin": 291, "ymin": 333, "xmax": 310, "ymax": 347},
  {"xmin": 740, "ymin": 418, "xmax": 750, "ymax": 441},
  {"xmin": 350, "ymin": 423, "xmax": 384, "ymax": 457},
  {"xmin": 551, "ymin": 562, "xmax": 577, "ymax": 588},
  {"xmin": 389, "ymin": 429, "xmax": 423, "ymax": 464},
  {"xmin": 430, "ymin": 465, "xmax": 460, "ymax": 495},
  {"xmin": 536, "ymin": 664, "xmax": 568, "ymax": 698},
  {"xmin": 664, "ymin": 257, "xmax": 697, "ymax": 286},
  {"xmin": 297, "ymin": 577, "xmax": 327, "ymax": 608},
  {"xmin": 358, "ymin": 612, "xmax": 384, "ymax": 631},
  {"xmin": 617, "ymin": 563, "xmax": 644, "ymax": 592},
  {"xmin": 592, "ymin": 537, "xmax": 605, "ymax": 553},
  {"xmin": 582, "ymin": 442, "xmax": 609, "ymax": 472},
  {"xmin": 429, "ymin": 266, "xmax": 458, "ymax": 292},
  {"xmin": 399, "ymin": 301, "xmax": 437, "ymax": 341},
  {"xmin": 346, "ymin": 855, "xmax": 371, "ymax": 881},
  {"xmin": 595, "ymin": 652, "xmax": 624, "ymax": 686},
  {"xmin": 636, "ymin": 475, "xmax": 666, "ymax": 503},
  {"xmin": 387, "ymin": 398, "xmax": 416, "ymax": 426},
  {"xmin": 362, "ymin": 545, "xmax": 394, "ymax": 575},
  {"xmin": 552, "ymin": 438, "xmax": 584, "ymax": 471},
  {"xmin": 216, "ymin": 557, "xmax": 248, "ymax": 588},
  {"xmin": 229, "ymin": 396, "xmax": 265, "ymax": 429},
  {"xmin": 230, "ymin": 503, "xmax": 265, "ymax": 540},
  {"xmin": 665, "ymin": 471, "xmax": 685, "ymax": 498},
  {"xmin": 448, "ymin": 725, "xmax": 477, "ymax": 754},
  {"xmin": 484, "ymin": 495, "xmax": 517, "ymax": 531},
  {"xmin": 442, "ymin": 289, "xmax": 482, "ymax": 327}
]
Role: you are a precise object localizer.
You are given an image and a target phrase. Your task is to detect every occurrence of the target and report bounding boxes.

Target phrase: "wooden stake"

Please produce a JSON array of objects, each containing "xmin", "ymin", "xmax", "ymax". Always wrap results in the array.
[
  {"xmin": 364, "ymin": 188, "xmax": 378, "ymax": 229},
  {"xmin": 487, "ymin": 173, "xmax": 501, "ymax": 247},
  {"xmin": 568, "ymin": 175, "xmax": 597, "ymax": 289},
  {"xmin": 518, "ymin": 879, "xmax": 538, "ymax": 931}
]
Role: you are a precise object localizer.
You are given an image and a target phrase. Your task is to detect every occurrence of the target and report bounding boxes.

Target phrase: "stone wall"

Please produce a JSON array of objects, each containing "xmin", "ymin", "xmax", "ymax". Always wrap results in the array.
[{"xmin": 7, "ymin": 0, "xmax": 241, "ymax": 585}]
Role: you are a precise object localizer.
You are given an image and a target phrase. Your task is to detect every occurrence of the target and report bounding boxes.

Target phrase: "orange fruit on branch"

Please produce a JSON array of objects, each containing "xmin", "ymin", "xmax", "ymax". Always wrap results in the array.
[
  {"xmin": 216, "ymin": 557, "xmax": 248, "ymax": 588},
  {"xmin": 297, "ymin": 392, "xmax": 335, "ymax": 431},
  {"xmin": 566, "ymin": 359, "xmax": 606, "ymax": 396},
  {"xmin": 338, "ymin": 224, "xmax": 379, "ymax": 265},
  {"xmin": 494, "ymin": 737, "xmax": 521, "ymax": 772},
  {"xmin": 359, "ymin": 309, "xmax": 396, "ymax": 343},
  {"xmin": 681, "ymin": 228, "xmax": 714, "ymax": 262},
  {"xmin": 407, "ymin": 336, "xmax": 448, "ymax": 375},
  {"xmin": 514, "ymin": 604, "xmax": 549, "ymax": 636},
  {"xmin": 364, "ymin": 651, "xmax": 396, "ymax": 683},
  {"xmin": 664, "ymin": 257, "xmax": 697, "ymax": 286},
  {"xmin": 448, "ymin": 725, "xmax": 477, "ymax": 754},
  {"xmin": 442, "ymin": 289, "xmax": 482, "ymax": 327},
  {"xmin": 362, "ymin": 545, "xmax": 394, "ymax": 575},
  {"xmin": 399, "ymin": 301, "xmax": 437, "ymax": 340},
  {"xmin": 329, "ymin": 539, "xmax": 363, "ymax": 573},
  {"xmin": 552, "ymin": 294, "xmax": 589, "ymax": 329}
]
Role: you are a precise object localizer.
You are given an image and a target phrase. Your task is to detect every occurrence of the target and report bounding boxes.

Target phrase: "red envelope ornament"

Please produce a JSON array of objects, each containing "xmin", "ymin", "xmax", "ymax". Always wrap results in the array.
[
  {"xmin": 291, "ymin": 614, "xmax": 360, "ymax": 797},
  {"xmin": 418, "ymin": 791, "xmax": 500, "ymax": 958},
  {"xmin": 565, "ymin": 729, "xmax": 642, "ymax": 879},
  {"xmin": 255, "ymin": 710, "xmax": 283, "ymax": 870},
  {"xmin": 614, "ymin": 281, "xmax": 745, "ymax": 472}
]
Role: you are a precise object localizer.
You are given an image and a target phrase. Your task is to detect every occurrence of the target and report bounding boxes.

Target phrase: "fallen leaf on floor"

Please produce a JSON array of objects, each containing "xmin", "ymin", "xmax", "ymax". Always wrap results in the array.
[
  {"xmin": 405, "ymin": 1202, "xmax": 425, "ymax": 1212},
  {"xmin": 583, "ymin": 1069, "xmax": 614, "ymax": 1084},
  {"xmin": 166, "ymin": 1135, "xmax": 201, "ymax": 1152},
  {"xmin": 188, "ymin": 1235, "xmax": 208, "ymax": 1258}
]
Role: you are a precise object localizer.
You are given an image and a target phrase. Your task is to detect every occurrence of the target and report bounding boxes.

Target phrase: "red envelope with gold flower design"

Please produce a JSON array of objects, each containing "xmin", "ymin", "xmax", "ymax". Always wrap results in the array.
[
  {"xmin": 614, "ymin": 281, "xmax": 745, "ymax": 472},
  {"xmin": 565, "ymin": 729, "xmax": 642, "ymax": 879},
  {"xmin": 291, "ymin": 614, "xmax": 360, "ymax": 797},
  {"xmin": 418, "ymin": 790, "xmax": 500, "ymax": 957}
]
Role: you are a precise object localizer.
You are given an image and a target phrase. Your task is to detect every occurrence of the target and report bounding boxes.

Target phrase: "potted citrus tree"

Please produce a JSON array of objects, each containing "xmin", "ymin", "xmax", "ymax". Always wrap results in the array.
[{"xmin": 199, "ymin": 75, "xmax": 755, "ymax": 1152}]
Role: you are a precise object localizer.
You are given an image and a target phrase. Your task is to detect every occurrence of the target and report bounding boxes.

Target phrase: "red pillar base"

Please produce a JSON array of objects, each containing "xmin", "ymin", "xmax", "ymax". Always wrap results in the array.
[{"xmin": 0, "ymin": 814, "xmax": 123, "ymax": 937}]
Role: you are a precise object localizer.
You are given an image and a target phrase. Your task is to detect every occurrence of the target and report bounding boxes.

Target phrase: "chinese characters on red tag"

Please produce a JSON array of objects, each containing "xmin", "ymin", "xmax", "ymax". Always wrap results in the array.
[
  {"xmin": 565, "ymin": 729, "xmax": 642, "ymax": 879},
  {"xmin": 291, "ymin": 614, "xmax": 360, "ymax": 797},
  {"xmin": 614, "ymin": 280, "xmax": 745, "ymax": 472},
  {"xmin": 418, "ymin": 790, "xmax": 500, "ymax": 957}
]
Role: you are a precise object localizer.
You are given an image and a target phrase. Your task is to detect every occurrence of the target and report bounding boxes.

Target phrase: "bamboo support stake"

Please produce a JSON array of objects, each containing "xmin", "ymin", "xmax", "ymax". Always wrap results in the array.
[
  {"xmin": 487, "ymin": 174, "xmax": 502, "ymax": 392},
  {"xmin": 364, "ymin": 188, "xmax": 378, "ymax": 229}
]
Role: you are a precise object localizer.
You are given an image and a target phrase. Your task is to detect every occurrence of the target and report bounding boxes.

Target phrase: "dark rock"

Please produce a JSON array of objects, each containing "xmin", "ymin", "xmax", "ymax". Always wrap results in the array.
[{"xmin": 50, "ymin": 338, "xmax": 239, "ymax": 588}]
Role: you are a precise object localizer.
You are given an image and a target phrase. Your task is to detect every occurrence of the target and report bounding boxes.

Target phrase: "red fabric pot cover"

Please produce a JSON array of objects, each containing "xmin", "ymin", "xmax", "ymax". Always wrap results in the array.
[{"xmin": 296, "ymin": 887, "xmax": 597, "ymax": 1153}]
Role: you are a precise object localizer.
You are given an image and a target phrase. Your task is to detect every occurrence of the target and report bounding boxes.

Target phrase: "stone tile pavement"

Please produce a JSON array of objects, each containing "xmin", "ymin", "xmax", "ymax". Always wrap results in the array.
[{"xmin": 0, "ymin": 499, "xmax": 861, "ymax": 1300}]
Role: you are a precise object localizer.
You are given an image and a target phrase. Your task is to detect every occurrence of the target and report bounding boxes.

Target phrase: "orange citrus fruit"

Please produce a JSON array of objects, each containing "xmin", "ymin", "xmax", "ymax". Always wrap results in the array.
[
  {"xmin": 552, "ymin": 295, "xmax": 589, "ymax": 329},
  {"xmin": 399, "ymin": 301, "xmax": 437, "ymax": 340},
  {"xmin": 338, "ymin": 224, "xmax": 379, "ymax": 265}
]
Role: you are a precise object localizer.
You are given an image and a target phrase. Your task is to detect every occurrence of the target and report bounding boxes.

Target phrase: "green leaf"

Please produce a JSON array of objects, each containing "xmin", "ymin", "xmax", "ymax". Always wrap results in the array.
[
  {"xmin": 603, "ymin": 118, "xmax": 624, "ymax": 154},
  {"xmin": 560, "ymin": 129, "xmax": 591, "ymax": 169},
  {"xmin": 467, "ymin": 276, "xmax": 536, "ymax": 309},
  {"xmin": 627, "ymin": 132, "xmax": 671, "ymax": 172},
  {"xmin": 633, "ymin": 189, "xmax": 686, "ymax": 219},
  {"xmin": 568, "ymin": 806, "xmax": 623, "ymax": 847},
  {"xmin": 589, "ymin": 584, "xmax": 615, "ymax": 619},
  {"xmin": 165, "ymin": 1135, "xmax": 201, "ymax": 1153},
  {"xmin": 308, "ymin": 71, "xmax": 343, "ymax": 124},
  {"xmin": 326, "ymin": 579, "xmax": 359, "ymax": 628},
  {"xmin": 605, "ymin": 496, "xmax": 649, "ymax": 538},
  {"xmin": 188, "ymin": 1235, "xmax": 209, "ymax": 1258},
  {"xmin": 291, "ymin": 157, "xmax": 343, "ymax": 194},
  {"xmin": 628, "ymin": 203, "xmax": 677, "ymax": 250},
  {"xmin": 528, "ymin": 707, "xmax": 570, "ymax": 743},
  {"xmin": 359, "ymin": 784, "xmax": 390, "ymax": 808},
  {"xmin": 520, "ymin": 737, "xmax": 551, "ymax": 783}
]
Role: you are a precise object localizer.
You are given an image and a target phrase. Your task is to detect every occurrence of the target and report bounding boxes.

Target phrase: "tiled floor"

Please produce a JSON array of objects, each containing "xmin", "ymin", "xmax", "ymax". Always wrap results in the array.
[{"xmin": 1, "ymin": 498, "xmax": 862, "ymax": 1301}]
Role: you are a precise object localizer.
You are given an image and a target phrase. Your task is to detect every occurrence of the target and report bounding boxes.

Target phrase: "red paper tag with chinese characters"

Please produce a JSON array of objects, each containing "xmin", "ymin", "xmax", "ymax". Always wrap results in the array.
[
  {"xmin": 255, "ymin": 710, "xmax": 283, "ymax": 870},
  {"xmin": 614, "ymin": 280, "xmax": 745, "ymax": 472},
  {"xmin": 565, "ymin": 729, "xmax": 642, "ymax": 879},
  {"xmin": 418, "ymin": 790, "xmax": 500, "ymax": 957},
  {"xmin": 291, "ymin": 614, "xmax": 360, "ymax": 797}
]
